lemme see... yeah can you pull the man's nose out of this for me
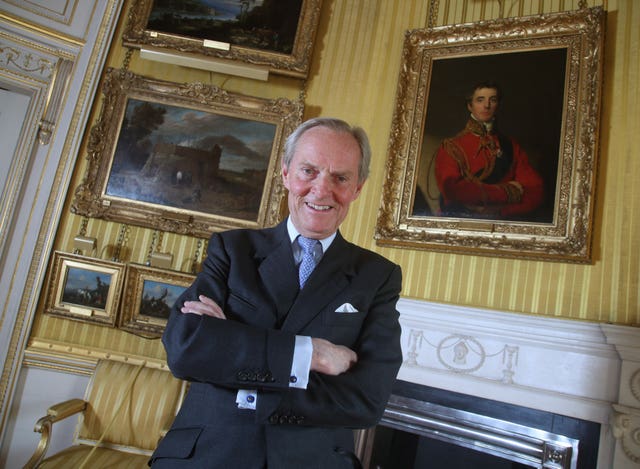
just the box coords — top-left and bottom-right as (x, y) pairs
(312, 173), (332, 196)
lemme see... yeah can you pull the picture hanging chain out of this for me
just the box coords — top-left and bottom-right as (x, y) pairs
(112, 223), (130, 262)
(145, 229), (159, 265)
(191, 238), (206, 274)
(427, 0), (439, 29)
(78, 216), (89, 237)
(122, 47), (134, 71)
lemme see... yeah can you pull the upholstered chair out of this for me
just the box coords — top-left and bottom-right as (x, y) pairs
(24, 358), (186, 468)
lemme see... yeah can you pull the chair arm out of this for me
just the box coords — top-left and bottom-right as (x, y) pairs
(23, 399), (87, 469)
(46, 398), (87, 422)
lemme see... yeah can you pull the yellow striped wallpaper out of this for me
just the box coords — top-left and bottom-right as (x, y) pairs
(29, 0), (638, 361)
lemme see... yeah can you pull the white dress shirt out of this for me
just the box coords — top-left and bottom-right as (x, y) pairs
(236, 218), (336, 410)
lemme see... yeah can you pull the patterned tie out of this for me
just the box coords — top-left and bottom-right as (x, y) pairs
(297, 236), (321, 288)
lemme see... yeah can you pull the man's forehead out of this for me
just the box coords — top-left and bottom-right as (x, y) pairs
(474, 87), (498, 97)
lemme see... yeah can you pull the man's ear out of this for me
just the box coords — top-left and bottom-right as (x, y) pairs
(281, 164), (290, 189)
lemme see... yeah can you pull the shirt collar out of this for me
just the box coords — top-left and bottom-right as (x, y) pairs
(286, 217), (336, 253)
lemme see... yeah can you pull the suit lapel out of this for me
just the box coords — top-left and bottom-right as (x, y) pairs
(256, 223), (299, 319)
(282, 233), (355, 333)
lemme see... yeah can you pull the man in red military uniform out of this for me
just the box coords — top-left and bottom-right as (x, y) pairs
(435, 81), (544, 220)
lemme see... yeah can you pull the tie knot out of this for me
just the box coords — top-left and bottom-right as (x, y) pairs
(297, 236), (319, 253)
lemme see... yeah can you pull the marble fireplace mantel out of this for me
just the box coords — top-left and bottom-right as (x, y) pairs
(394, 298), (640, 468)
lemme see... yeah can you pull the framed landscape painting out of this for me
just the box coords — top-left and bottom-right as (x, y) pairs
(44, 252), (125, 326)
(72, 68), (303, 238)
(375, 7), (605, 263)
(122, 0), (323, 78)
(119, 264), (195, 337)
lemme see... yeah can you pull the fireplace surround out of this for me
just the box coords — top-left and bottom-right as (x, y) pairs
(356, 298), (640, 468)
(356, 381), (599, 468)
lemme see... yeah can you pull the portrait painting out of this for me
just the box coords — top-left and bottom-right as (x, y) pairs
(375, 7), (605, 262)
(412, 48), (567, 225)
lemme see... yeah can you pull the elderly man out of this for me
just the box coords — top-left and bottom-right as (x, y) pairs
(150, 117), (403, 468)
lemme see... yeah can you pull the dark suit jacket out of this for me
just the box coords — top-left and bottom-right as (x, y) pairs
(150, 221), (402, 468)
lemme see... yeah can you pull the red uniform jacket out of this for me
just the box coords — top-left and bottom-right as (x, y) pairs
(435, 119), (543, 219)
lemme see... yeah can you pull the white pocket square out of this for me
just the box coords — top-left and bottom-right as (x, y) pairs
(335, 303), (359, 313)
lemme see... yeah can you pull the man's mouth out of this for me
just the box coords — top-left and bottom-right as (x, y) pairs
(306, 202), (331, 211)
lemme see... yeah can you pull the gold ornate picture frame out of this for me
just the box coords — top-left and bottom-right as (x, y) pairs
(118, 264), (195, 337)
(375, 7), (605, 263)
(122, 0), (323, 78)
(72, 68), (303, 238)
(44, 252), (126, 326)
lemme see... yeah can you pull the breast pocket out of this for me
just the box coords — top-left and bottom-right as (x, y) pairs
(322, 310), (366, 327)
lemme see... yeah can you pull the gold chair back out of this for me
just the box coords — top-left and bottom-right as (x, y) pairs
(76, 359), (185, 454)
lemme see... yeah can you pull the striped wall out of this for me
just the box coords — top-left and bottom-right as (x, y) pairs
(29, 0), (639, 360)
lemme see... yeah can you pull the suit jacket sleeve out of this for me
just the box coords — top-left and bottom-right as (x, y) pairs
(257, 250), (403, 429)
(162, 230), (298, 391)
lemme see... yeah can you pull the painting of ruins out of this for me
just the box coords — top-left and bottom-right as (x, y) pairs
(72, 68), (303, 237)
(105, 97), (275, 222)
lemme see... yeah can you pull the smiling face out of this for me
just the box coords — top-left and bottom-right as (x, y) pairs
(282, 126), (364, 239)
(467, 86), (499, 123)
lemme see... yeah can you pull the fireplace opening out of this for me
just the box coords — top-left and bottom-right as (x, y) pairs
(356, 381), (600, 469)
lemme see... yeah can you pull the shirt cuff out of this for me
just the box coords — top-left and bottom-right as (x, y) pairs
(289, 335), (312, 389)
(236, 389), (257, 410)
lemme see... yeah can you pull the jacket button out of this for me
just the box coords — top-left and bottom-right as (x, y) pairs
(237, 371), (247, 381)
(269, 414), (279, 424)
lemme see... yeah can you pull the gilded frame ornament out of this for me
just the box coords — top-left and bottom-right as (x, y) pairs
(122, 0), (323, 78)
(375, 7), (605, 262)
(118, 264), (195, 337)
(72, 68), (303, 238)
(44, 251), (125, 326)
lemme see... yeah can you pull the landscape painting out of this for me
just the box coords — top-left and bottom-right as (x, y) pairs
(105, 97), (277, 222)
(72, 68), (303, 237)
(138, 279), (187, 319)
(146, 0), (304, 55)
(122, 0), (323, 77)
(44, 252), (125, 326)
(62, 267), (112, 310)
(118, 264), (196, 336)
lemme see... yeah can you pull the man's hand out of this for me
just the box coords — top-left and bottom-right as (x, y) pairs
(181, 295), (226, 319)
(310, 338), (358, 375)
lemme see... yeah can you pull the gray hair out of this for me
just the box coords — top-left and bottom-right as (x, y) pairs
(282, 117), (371, 184)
